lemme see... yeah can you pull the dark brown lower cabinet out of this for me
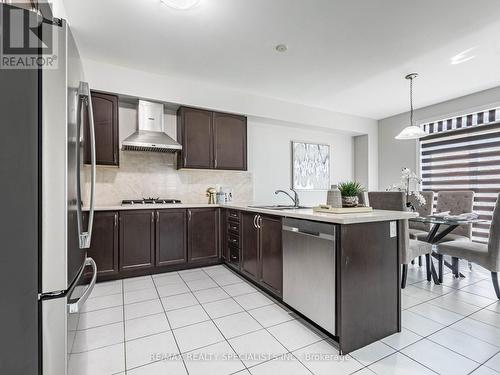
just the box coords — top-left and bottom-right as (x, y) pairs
(187, 208), (219, 263)
(240, 212), (283, 296)
(259, 215), (283, 295)
(241, 212), (260, 280)
(156, 209), (187, 267)
(119, 210), (155, 272)
(86, 211), (119, 278)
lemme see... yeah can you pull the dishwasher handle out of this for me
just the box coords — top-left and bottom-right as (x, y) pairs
(283, 225), (335, 241)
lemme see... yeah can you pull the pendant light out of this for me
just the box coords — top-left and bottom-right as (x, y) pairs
(160, 0), (201, 10)
(395, 73), (427, 140)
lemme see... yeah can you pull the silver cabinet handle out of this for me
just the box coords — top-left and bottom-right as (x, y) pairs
(282, 225), (335, 241)
(188, 210), (192, 222)
(253, 214), (258, 228)
(114, 213), (118, 227)
(68, 258), (97, 314)
(76, 82), (96, 249)
(257, 215), (262, 229)
(151, 211), (154, 222)
(156, 211), (159, 222)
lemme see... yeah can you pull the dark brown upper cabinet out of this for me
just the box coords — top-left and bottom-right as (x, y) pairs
(177, 106), (247, 171)
(85, 211), (119, 278)
(187, 208), (219, 263)
(156, 209), (187, 267)
(177, 107), (213, 169)
(213, 112), (247, 170)
(84, 91), (119, 166)
(119, 210), (155, 272)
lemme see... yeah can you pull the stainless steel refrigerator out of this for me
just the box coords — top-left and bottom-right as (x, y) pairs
(0, 4), (97, 374)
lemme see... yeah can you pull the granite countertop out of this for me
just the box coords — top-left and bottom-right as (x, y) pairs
(84, 203), (417, 225)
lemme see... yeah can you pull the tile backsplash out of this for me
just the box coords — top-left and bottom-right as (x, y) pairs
(82, 151), (253, 206)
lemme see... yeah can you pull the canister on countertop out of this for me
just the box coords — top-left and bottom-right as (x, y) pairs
(326, 184), (342, 208)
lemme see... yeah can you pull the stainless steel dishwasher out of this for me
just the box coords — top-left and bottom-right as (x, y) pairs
(282, 218), (336, 335)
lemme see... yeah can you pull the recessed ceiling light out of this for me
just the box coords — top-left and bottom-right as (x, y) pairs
(160, 0), (201, 10)
(275, 44), (288, 53)
(450, 47), (476, 65)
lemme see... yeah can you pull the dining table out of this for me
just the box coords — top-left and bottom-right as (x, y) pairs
(409, 216), (488, 284)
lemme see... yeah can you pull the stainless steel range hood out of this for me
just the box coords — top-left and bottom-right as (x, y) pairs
(122, 100), (182, 152)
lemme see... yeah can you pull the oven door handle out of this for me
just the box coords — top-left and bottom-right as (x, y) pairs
(67, 257), (97, 314)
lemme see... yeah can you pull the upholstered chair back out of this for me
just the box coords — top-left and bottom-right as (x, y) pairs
(436, 191), (474, 238)
(488, 193), (500, 271)
(368, 191), (407, 211)
(409, 191), (435, 231)
(368, 191), (408, 263)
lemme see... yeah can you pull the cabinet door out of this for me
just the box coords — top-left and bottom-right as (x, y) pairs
(156, 209), (187, 267)
(119, 210), (155, 271)
(259, 215), (283, 295)
(241, 212), (260, 280)
(187, 208), (218, 262)
(85, 211), (119, 277)
(84, 91), (119, 166)
(178, 107), (213, 169)
(213, 112), (247, 170)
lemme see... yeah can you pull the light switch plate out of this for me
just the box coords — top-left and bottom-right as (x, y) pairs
(390, 221), (397, 237)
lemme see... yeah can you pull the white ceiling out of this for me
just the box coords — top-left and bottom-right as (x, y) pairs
(63, 0), (500, 120)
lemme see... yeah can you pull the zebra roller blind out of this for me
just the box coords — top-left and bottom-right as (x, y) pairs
(420, 108), (500, 243)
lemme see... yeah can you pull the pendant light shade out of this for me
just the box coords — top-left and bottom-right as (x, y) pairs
(394, 125), (427, 140)
(160, 0), (201, 10)
(395, 73), (427, 140)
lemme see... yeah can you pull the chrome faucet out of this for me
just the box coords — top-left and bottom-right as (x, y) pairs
(275, 189), (300, 208)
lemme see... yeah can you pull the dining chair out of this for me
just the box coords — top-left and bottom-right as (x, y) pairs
(408, 191), (435, 240)
(408, 191), (435, 267)
(436, 193), (500, 299)
(368, 191), (433, 288)
(413, 190), (474, 243)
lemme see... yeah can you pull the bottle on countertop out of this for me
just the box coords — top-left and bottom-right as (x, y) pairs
(216, 186), (225, 205)
(326, 184), (342, 208)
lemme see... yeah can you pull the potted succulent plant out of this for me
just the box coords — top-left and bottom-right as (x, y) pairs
(338, 181), (365, 207)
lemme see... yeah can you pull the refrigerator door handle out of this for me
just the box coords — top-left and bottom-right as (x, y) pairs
(76, 81), (96, 249)
(67, 257), (97, 314)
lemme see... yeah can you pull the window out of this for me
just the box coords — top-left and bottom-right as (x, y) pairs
(420, 108), (500, 243)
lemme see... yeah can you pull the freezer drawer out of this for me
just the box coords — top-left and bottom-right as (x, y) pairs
(282, 218), (336, 335)
(42, 257), (97, 375)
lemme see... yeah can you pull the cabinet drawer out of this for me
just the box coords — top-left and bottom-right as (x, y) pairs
(229, 246), (240, 265)
(227, 221), (239, 234)
(227, 210), (240, 221)
(227, 233), (240, 248)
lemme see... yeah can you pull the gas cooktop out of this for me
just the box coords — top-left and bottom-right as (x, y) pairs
(121, 198), (182, 205)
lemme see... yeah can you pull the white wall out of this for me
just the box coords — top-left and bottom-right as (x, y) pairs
(82, 58), (379, 190)
(378, 85), (500, 190)
(248, 119), (353, 206)
(353, 135), (369, 188)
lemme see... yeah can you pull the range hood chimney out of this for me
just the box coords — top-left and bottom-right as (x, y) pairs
(122, 100), (182, 152)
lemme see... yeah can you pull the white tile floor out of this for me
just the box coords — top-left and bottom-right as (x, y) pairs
(68, 260), (500, 375)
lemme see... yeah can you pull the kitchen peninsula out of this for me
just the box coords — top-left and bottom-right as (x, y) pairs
(84, 203), (415, 354)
